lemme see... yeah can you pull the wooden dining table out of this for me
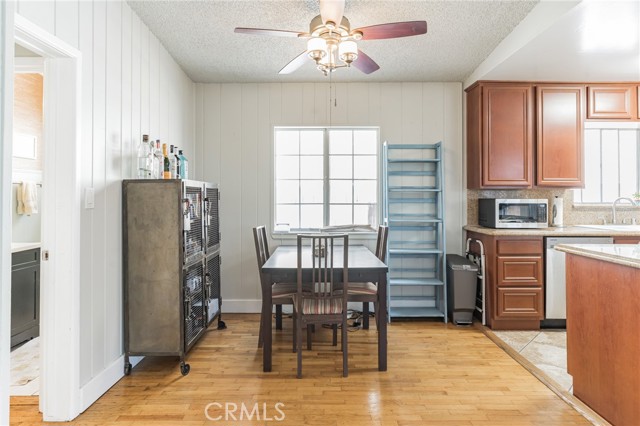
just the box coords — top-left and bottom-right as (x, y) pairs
(260, 244), (388, 373)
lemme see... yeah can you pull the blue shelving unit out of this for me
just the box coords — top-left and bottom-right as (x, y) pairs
(383, 143), (447, 321)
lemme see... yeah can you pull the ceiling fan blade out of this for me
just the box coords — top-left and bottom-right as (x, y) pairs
(319, 0), (345, 26)
(279, 51), (309, 74)
(352, 50), (380, 74)
(234, 27), (304, 38)
(354, 21), (427, 40)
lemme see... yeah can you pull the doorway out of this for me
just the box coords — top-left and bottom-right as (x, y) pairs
(1, 14), (83, 422)
(10, 51), (44, 398)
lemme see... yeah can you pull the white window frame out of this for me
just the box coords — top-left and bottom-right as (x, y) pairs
(574, 122), (640, 205)
(272, 126), (381, 236)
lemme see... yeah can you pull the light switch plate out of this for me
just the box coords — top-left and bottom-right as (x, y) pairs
(85, 187), (95, 209)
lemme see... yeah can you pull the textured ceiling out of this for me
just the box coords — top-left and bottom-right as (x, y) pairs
(128, 0), (538, 83)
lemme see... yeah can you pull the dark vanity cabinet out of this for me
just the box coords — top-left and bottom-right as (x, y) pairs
(11, 248), (41, 347)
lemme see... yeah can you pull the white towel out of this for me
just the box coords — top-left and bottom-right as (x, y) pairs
(20, 182), (38, 215)
(16, 184), (25, 214)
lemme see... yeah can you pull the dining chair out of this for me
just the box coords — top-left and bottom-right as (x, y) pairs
(294, 233), (349, 378)
(348, 225), (388, 329)
(253, 225), (296, 348)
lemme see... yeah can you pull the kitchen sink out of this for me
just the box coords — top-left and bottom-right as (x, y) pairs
(576, 224), (640, 232)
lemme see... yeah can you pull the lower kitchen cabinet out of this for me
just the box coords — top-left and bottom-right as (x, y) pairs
(11, 248), (40, 347)
(467, 232), (543, 330)
(613, 237), (640, 244)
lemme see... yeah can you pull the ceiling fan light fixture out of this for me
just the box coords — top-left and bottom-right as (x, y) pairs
(307, 37), (327, 61)
(338, 40), (358, 64)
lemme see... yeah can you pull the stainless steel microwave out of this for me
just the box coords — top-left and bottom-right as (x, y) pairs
(478, 199), (548, 229)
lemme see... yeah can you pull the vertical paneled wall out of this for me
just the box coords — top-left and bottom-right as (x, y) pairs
(16, 0), (196, 387)
(194, 82), (464, 312)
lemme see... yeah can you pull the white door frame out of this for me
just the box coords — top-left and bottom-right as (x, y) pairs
(2, 14), (83, 422)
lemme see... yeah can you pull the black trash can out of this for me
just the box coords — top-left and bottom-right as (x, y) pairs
(446, 254), (479, 325)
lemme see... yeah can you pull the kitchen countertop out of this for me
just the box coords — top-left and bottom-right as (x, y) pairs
(556, 243), (640, 270)
(11, 242), (41, 253)
(464, 225), (640, 237)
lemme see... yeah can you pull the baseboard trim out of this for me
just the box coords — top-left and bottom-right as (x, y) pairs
(79, 355), (125, 413)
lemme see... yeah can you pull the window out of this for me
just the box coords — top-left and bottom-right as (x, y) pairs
(274, 127), (379, 232)
(574, 127), (640, 204)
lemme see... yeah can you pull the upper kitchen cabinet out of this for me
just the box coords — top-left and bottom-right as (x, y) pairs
(536, 85), (584, 187)
(586, 85), (638, 120)
(466, 82), (534, 189)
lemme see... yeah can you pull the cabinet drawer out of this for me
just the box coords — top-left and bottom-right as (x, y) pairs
(12, 248), (40, 268)
(496, 239), (542, 255)
(587, 85), (636, 119)
(497, 256), (543, 286)
(613, 237), (640, 245)
(496, 287), (543, 318)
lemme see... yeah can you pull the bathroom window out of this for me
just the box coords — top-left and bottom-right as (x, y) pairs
(573, 127), (640, 204)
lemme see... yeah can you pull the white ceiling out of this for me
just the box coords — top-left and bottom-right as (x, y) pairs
(129, 1), (640, 85)
(128, 0), (538, 83)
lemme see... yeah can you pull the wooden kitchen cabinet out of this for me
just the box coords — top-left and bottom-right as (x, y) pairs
(467, 232), (543, 330)
(466, 82), (534, 189)
(613, 237), (640, 244)
(536, 85), (584, 187)
(587, 85), (637, 119)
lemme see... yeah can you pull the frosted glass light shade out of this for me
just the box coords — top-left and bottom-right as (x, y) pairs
(338, 40), (358, 63)
(307, 37), (327, 60)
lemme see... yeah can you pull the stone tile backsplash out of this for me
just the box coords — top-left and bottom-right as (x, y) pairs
(467, 189), (640, 226)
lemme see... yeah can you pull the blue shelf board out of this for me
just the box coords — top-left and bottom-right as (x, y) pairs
(389, 278), (445, 286)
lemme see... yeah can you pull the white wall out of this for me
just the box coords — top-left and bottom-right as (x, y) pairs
(15, 0), (196, 390)
(194, 82), (464, 312)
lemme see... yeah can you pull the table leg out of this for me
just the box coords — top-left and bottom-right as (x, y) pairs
(261, 274), (272, 372)
(377, 271), (388, 371)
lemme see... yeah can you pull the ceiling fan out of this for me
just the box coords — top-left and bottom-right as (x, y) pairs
(234, 0), (427, 76)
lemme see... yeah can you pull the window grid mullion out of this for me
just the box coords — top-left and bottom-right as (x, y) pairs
(352, 131), (355, 225)
(324, 128), (330, 228)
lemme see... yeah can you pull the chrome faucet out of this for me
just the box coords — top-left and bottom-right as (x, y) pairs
(611, 197), (637, 224)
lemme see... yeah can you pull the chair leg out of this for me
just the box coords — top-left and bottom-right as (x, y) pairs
(332, 324), (338, 346)
(307, 324), (313, 350)
(258, 310), (264, 348)
(374, 302), (379, 330)
(297, 317), (303, 379)
(342, 318), (348, 377)
(362, 302), (370, 330)
(275, 304), (283, 330)
(292, 311), (297, 353)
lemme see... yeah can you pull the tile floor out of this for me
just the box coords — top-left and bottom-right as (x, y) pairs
(10, 337), (40, 396)
(493, 329), (573, 393)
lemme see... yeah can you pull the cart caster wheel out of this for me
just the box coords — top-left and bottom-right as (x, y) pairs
(180, 363), (190, 376)
(217, 320), (227, 330)
(124, 362), (132, 376)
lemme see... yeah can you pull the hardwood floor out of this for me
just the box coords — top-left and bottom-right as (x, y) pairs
(10, 314), (591, 425)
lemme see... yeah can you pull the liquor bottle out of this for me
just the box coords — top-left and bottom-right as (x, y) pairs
(163, 144), (171, 179)
(169, 145), (178, 179)
(153, 141), (163, 179)
(137, 135), (151, 178)
(178, 150), (188, 179)
(148, 137), (157, 179)
(174, 146), (181, 179)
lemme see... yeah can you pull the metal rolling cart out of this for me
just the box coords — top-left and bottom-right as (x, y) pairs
(122, 179), (224, 377)
(465, 237), (486, 325)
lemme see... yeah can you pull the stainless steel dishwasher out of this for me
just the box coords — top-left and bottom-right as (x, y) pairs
(544, 236), (613, 327)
